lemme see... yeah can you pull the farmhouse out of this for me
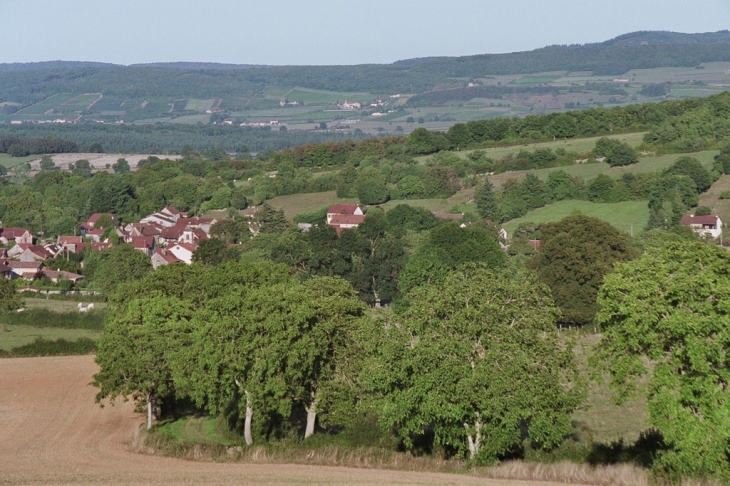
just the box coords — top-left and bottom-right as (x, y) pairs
(151, 248), (182, 269)
(326, 204), (363, 224)
(680, 215), (723, 239)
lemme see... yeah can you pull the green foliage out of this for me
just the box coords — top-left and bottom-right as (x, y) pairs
(84, 244), (153, 295)
(664, 156), (712, 193)
(528, 213), (638, 325)
(0, 337), (96, 358)
(253, 202), (288, 234)
(0, 308), (106, 330)
(595, 241), (730, 481)
(474, 179), (502, 222)
(356, 167), (389, 205)
(0, 278), (23, 311)
(112, 158), (131, 174)
(378, 266), (584, 463)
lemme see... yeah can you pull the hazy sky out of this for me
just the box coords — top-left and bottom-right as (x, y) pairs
(1, 0), (729, 65)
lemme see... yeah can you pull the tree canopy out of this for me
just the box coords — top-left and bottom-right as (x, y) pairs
(595, 240), (730, 480)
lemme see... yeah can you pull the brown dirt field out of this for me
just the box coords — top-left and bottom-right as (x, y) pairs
(0, 355), (586, 486)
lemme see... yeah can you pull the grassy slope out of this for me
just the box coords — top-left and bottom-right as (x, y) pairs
(699, 174), (730, 227)
(503, 200), (650, 236)
(24, 298), (107, 312)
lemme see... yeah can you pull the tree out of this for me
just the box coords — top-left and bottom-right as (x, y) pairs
(39, 156), (55, 171)
(0, 278), (22, 312)
(664, 156), (712, 193)
(607, 142), (638, 167)
(85, 244), (152, 296)
(379, 266), (583, 463)
(94, 297), (193, 429)
(253, 202), (288, 234)
(594, 241), (730, 480)
(474, 178), (502, 223)
(528, 213), (638, 325)
(112, 158), (131, 174)
(356, 167), (389, 205)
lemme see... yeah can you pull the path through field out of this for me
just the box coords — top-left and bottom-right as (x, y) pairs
(0, 356), (582, 485)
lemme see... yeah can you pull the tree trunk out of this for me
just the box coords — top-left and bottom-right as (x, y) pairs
(146, 394), (154, 430)
(244, 391), (253, 446)
(465, 418), (483, 459)
(304, 393), (317, 439)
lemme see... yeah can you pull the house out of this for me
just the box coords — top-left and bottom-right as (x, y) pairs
(167, 242), (196, 264)
(7, 261), (43, 280)
(0, 227), (33, 246)
(0, 260), (13, 279)
(12, 245), (55, 262)
(57, 236), (84, 253)
(328, 214), (366, 233)
(151, 248), (182, 269)
(131, 236), (156, 256)
(326, 205), (364, 224)
(680, 215), (723, 239)
(139, 206), (186, 228)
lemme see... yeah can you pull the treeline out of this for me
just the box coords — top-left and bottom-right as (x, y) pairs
(0, 137), (78, 156)
(0, 124), (366, 154)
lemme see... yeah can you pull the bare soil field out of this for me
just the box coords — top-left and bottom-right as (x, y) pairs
(0, 355), (584, 485)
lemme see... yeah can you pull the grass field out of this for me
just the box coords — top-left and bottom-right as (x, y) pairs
(502, 199), (650, 236)
(282, 88), (373, 104)
(0, 153), (39, 168)
(699, 174), (730, 227)
(15, 93), (76, 115)
(268, 191), (358, 219)
(488, 150), (719, 188)
(24, 298), (107, 312)
(0, 325), (101, 352)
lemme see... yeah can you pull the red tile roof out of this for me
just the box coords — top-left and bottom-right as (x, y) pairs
(680, 215), (720, 226)
(42, 269), (84, 281)
(1, 227), (31, 238)
(153, 248), (182, 264)
(329, 214), (365, 226)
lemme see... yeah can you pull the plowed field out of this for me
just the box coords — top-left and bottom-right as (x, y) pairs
(0, 356), (580, 485)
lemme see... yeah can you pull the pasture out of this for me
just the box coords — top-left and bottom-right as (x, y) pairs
(24, 297), (107, 312)
(0, 325), (101, 352)
(699, 174), (730, 227)
(502, 200), (650, 236)
(0, 153), (38, 168)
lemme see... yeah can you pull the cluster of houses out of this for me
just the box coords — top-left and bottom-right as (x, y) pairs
(0, 206), (223, 284)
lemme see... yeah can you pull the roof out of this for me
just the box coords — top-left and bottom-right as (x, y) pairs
(87, 213), (115, 225)
(24, 245), (54, 259)
(8, 261), (43, 269)
(329, 214), (365, 226)
(159, 227), (184, 240)
(163, 206), (181, 215)
(131, 236), (155, 249)
(170, 242), (197, 253)
(433, 212), (463, 220)
(153, 248), (182, 264)
(0, 261), (12, 274)
(680, 215), (720, 226)
(58, 236), (83, 245)
(42, 269), (84, 281)
(1, 227), (31, 238)
(328, 204), (361, 215)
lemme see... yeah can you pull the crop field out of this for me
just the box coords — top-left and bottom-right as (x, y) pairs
(57, 93), (102, 113)
(14, 93), (77, 115)
(502, 200), (650, 236)
(282, 88), (373, 104)
(184, 99), (216, 112)
(3, 356), (545, 486)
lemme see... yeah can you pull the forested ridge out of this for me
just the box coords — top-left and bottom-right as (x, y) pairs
(2, 31), (730, 104)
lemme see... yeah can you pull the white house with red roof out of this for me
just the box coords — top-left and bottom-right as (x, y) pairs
(326, 204), (363, 224)
(140, 206), (187, 228)
(0, 227), (33, 246)
(167, 242), (196, 264)
(680, 214), (723, 239)
(151, 248), (182, 269)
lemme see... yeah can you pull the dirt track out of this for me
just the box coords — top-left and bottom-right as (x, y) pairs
(0, 356), (580, 485)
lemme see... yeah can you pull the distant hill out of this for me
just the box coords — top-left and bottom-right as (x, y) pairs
(130, 62), (271, 70)
(0, 61), (115, 72)
(600, 30), (730, 46)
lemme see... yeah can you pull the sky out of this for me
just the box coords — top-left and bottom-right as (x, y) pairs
(1, 0), (729, 66)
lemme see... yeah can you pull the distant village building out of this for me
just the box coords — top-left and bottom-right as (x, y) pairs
(326, 205), (365, 233)
(680, 215), (723, 239)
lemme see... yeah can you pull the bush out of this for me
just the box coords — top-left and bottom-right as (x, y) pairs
(0, 309), (106, 330)
(0, 337), (96, 358)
